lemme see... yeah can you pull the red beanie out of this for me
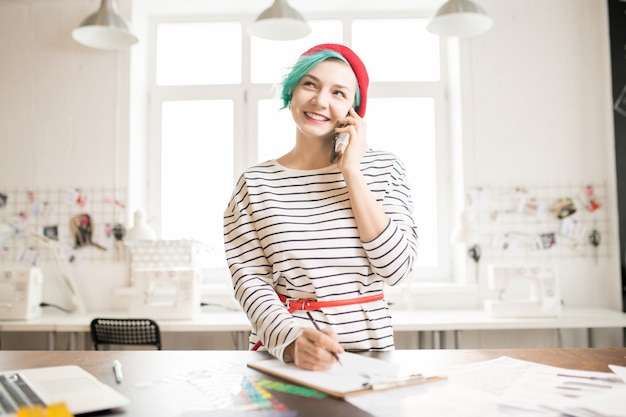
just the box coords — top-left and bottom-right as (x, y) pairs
(301, 43), (369, 118)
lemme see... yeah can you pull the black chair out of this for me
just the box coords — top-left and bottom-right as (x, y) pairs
(90, 318), (162, 350)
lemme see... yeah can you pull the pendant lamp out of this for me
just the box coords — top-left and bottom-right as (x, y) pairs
(72, 0), (138, 50)
(248, 0), (311, 41)
(427, 0), (493, 38)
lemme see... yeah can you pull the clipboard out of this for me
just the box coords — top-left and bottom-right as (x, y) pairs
(247, 352), (446, 399)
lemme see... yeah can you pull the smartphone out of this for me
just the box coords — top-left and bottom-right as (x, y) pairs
(330, 112), (352, 163)
(330, 131), (349, 163)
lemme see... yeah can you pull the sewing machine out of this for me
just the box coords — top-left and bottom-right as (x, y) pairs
(483, 265), (562, 318)
(0, 265), (43, 320)
(115, 267), (201, 320)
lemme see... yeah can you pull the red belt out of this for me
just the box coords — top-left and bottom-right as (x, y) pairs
(251, 292), (384, 351)
(278, 293), (384, 313)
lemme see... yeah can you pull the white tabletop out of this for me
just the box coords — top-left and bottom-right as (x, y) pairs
(390, 307), (626, 331)
(0, 309), (252, 333)
(2, 307), (625, 333)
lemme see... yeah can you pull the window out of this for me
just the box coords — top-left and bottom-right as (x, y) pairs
(146, 13), (454, 282)
(156, 22), (242, 85)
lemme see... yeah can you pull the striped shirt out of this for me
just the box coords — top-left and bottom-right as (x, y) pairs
(223, 149), (418, 361)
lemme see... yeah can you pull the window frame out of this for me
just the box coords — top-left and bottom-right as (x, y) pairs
(144, 11), (457, 284)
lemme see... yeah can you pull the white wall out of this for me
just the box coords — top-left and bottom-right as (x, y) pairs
(0, 0), (130, 190)
(0, 0), (622, 349)
(0, 0), (133, 313)
(463, 0), (621, 312)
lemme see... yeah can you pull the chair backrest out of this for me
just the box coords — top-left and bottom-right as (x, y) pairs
(90, 318), (162, 350)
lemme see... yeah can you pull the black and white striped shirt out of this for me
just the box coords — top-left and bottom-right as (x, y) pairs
(223, 149), (418, 361)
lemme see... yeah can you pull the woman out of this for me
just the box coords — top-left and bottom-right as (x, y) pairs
(224, 43), (417, 371)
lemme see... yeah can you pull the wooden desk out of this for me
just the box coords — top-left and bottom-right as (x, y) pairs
(1, 307), (625, 350)
(0, 348), (624, 417)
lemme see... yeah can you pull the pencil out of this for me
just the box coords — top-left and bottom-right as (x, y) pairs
(305, 311), (343, 366)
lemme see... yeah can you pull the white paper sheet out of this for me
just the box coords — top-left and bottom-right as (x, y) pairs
(347, 356), (558, 417)
(609, 364), (626, 382)
(347, 356), (626, 417)
(544, 365), (626, 417)
(549, 386), (626, 417)
(497, 361), (626, 417)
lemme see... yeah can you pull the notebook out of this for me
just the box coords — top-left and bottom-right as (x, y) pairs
(248, 352), (446, 399)
(0, 365), (130, 416)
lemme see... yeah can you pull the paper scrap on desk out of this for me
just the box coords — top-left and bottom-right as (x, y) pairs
(441, 356), (538, 397)
(497, 363), (626, 416)
(609, 364), (626, 382)
(146, 363), (291, 414)
(546, 364), (626, 417)
(549, 386), (626, 417)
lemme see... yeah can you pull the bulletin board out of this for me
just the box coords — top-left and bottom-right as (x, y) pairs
(0, 187), (127, 263)
(462, 183), (609, 262)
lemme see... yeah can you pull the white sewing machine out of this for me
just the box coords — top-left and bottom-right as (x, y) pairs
(115, 267), (201, 320)
(0, 265), (43, 320)
(483, 265), (562, 318)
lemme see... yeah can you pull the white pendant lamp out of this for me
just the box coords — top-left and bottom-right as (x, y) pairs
(427, 0), (493, 38)
(248, 0), (311, 41)
(72, 0), (138, 50)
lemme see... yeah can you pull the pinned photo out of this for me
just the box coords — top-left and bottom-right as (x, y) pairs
(551, 198), (576, 219)
(492, 232), (518, 252)
(578, 185), (601, 212)
(559, 218), (588, 243)
(538, 232), (556, 250)
(43, 225), (59, 241)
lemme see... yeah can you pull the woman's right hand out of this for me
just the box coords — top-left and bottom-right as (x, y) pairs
(286, 328), (344, 371)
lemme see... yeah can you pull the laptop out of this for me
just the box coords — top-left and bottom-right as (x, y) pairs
(0, 365), (130, 416)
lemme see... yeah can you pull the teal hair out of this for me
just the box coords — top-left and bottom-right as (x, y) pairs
(280, 50), (361, 110)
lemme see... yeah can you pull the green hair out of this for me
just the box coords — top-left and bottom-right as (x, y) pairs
(279, 50), (361, 110)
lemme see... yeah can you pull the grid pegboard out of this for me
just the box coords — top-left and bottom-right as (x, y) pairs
(463, 183), (610, 261)
(0, 187), (127, 263)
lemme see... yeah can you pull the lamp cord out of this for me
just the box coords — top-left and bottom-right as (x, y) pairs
(39, 302), (73, 314)
(200, 302), (241, 312)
